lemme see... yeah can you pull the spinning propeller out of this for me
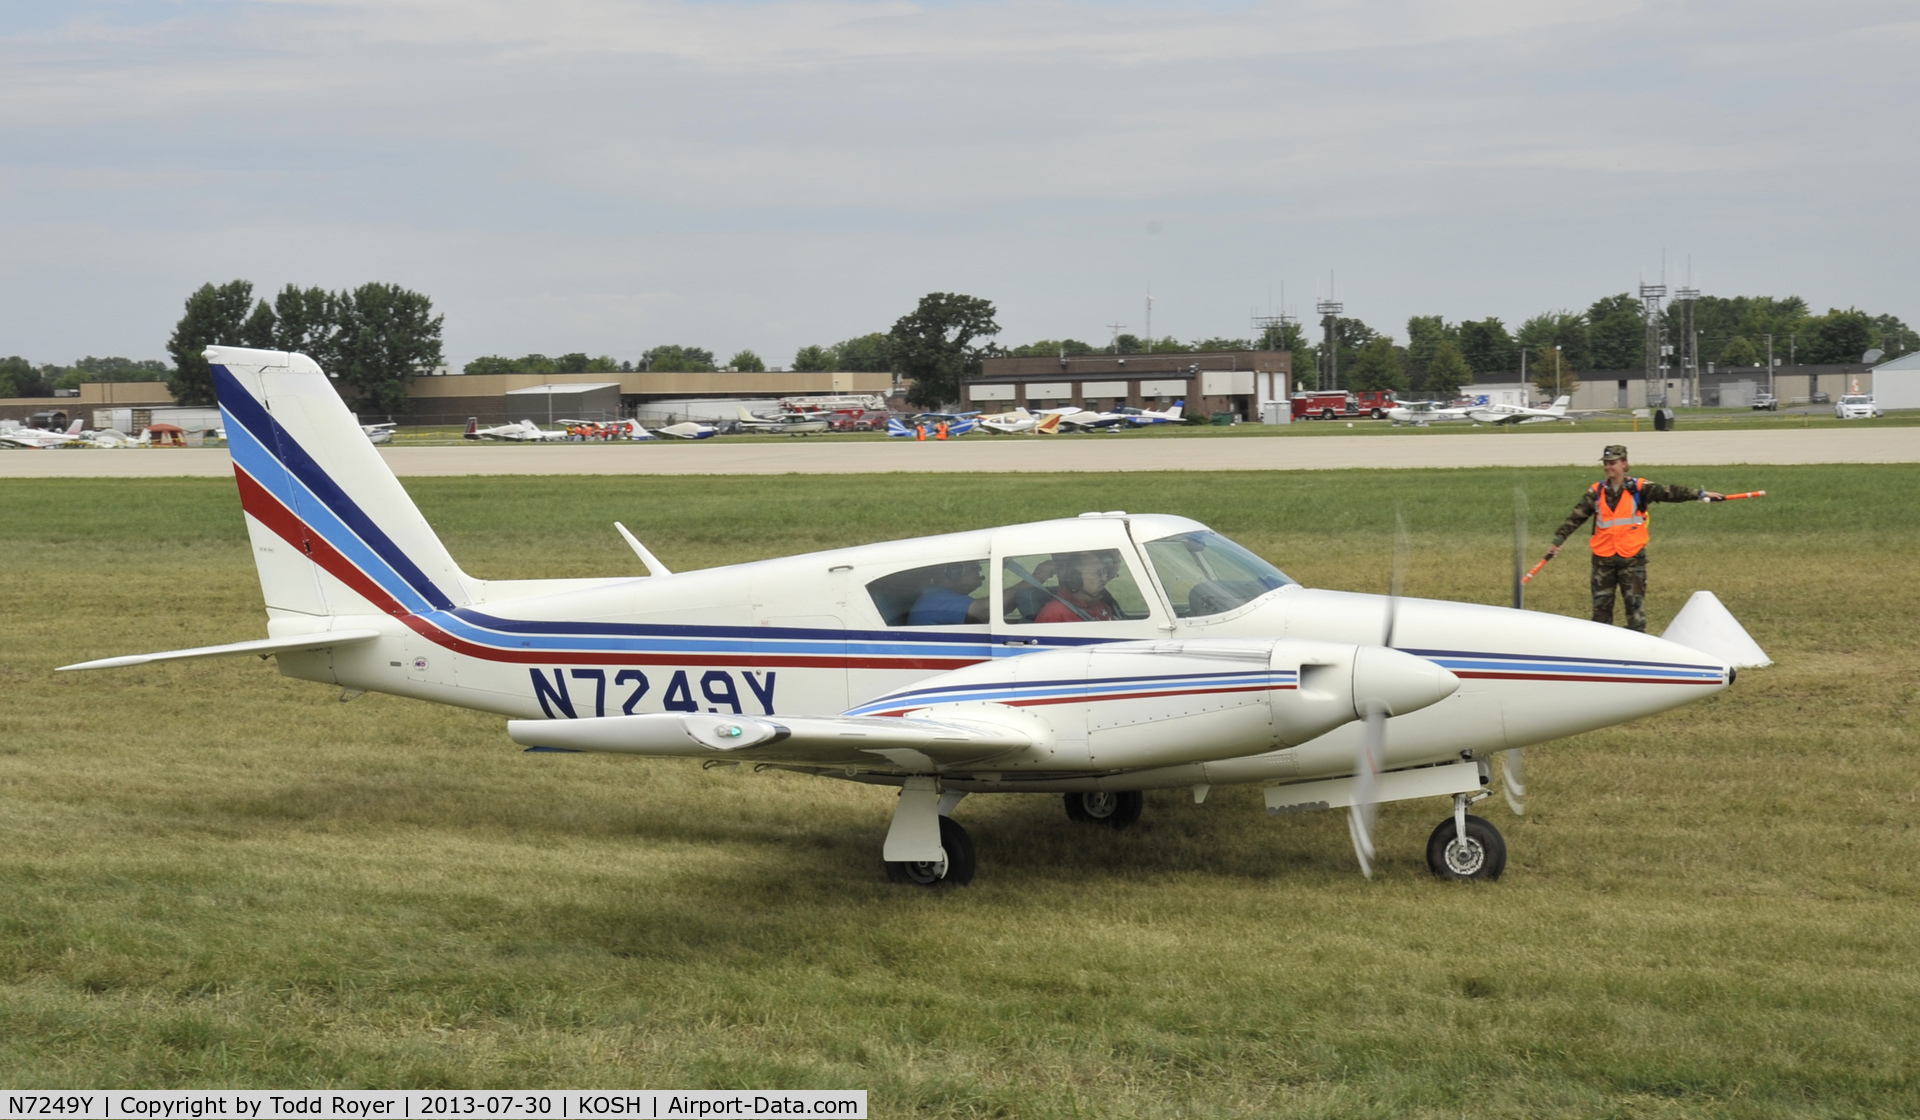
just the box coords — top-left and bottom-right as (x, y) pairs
(1348, 508), (1409, 878)
(1502, 487), (1528, 816)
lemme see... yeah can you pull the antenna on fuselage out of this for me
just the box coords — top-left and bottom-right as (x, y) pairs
(614, 522), (673, 577)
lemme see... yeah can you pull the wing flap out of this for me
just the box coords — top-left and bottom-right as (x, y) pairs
(57, 629), (383, 672)
(507, 710), (1038, 766)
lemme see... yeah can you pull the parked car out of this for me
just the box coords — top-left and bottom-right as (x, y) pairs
(1751, 393), (1778, 411)
(1834, 394), (1882, 420)
(1810, 391), (1831, 404)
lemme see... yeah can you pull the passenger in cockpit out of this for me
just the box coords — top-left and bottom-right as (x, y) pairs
(908, 561), (991, 624)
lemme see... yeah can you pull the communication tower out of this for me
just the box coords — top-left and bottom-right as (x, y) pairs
(1639, 279), (1668, 406)
(1316, 297), (1344, 391)
(1673, 284), (1700, 406)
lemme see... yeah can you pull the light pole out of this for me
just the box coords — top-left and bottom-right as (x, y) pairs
(1554, 345), (1562, 400)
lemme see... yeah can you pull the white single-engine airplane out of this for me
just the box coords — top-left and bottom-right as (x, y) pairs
(463, 418), (570, 442)
(1386, 400), (1472, 426)
(1, 419), (87, 448)
(61, 347), (1740, 886)
(734, 405), (831, 435)
(1469, 395), (1573, 426)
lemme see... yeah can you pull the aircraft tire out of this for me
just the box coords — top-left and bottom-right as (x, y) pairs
(1064, 790), (1144, 829)
(1426, 814), (1506, 881)
(884, 815), (976, 887)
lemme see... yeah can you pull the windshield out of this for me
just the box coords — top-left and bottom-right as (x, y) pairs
(1143, 531), (1295, 618)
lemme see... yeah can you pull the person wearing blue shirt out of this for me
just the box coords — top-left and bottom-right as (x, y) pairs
(908, 561), (990, 625)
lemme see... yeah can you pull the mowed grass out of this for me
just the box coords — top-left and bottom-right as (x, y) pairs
(1, 467), (1916, 1116)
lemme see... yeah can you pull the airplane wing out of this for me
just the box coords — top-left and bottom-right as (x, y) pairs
(57, 629), (383, 671)
(509, 710), (1035, 767)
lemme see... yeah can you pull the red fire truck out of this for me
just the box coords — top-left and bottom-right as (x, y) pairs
(1290, 390), (1399, 420)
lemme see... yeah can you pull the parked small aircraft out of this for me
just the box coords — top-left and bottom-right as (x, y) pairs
(1057, 408), (1128, 431)
(656, 420), (718, 440)
(463, 418), (569, 442)
(734, 406), (831, 435)
(1120, 401), (1184, 427)
(362, 422), (397, 445)
(0, 419), (86, 448)
(977, 408), (1068, 435)
(1386, 400), (1473, 426)
(62, 347), (1741, 888)
(1469, 395), (1573, 426)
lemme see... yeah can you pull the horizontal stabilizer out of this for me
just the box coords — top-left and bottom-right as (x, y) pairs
(57, 629), (383, 672)
(508, 709), (1037, 766)
(1661, 591), (1770, 668)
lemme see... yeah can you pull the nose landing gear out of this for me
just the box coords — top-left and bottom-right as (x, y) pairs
(1426, 792), (1506, 881)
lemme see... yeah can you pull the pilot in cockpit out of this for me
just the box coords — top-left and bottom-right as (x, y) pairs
(1033, 552), (1122, 623)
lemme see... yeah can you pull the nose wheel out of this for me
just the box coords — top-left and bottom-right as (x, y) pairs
(1064, 790), (1143, 829)
(1426, 812), (1506, 881)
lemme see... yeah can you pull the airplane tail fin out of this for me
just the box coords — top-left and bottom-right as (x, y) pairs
(1035, 413), (1062, 434)
(1550, 396), (1570, 415)
(1166, 403), (1183, 421)
(209, 345), (478, 620)
(67, 419), (84, 435)
(464, 417), (479, 439)
(737, 405), (757, 422)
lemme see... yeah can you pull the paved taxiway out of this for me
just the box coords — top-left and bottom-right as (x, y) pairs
(2, 428), (1914, 478)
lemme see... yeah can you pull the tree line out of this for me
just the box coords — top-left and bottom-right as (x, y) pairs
(164, 280), (445, 412)
(1301, 294), (1915, 399)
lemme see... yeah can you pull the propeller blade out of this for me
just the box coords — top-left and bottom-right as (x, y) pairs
(1349, 700), (1387, 877)
(1502, 748), (1526, 816)
(1383, 506), (1408, 648)
(1512, 486), (1529, 611)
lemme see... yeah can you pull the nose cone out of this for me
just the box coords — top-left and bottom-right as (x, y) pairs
(1352, 645), (1459, 718)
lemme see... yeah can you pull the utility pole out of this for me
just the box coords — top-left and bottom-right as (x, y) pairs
(1554, 345), (1562, 399)
(1766, 333), (1775, 401)
(1107, 322), (1127, 355)
(1144, 286), (1153, 353)
(1674, 283), (1699, 406)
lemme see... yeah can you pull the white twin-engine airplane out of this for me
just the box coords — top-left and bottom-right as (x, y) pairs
(61, 347), (1738, 887)
(1469, 395), (1574, 426)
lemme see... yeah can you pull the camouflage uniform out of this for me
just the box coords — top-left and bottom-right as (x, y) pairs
(1552, 474), (1707, 632)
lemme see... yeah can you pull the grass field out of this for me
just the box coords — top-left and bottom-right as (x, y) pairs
(2, 467), (1916, 1116)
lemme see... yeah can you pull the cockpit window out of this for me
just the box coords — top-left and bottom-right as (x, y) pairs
(1143, 531), (1294, 618)
(867, 559), (991, 626)
(1002, 549), (1151, 625)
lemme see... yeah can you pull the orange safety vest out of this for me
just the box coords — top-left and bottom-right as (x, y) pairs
(1589, 479), (1650, 557)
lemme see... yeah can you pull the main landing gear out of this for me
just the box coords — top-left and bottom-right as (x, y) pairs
(881, 778), (976, 887)
(1425, 792), (1506, 881)
(1064, 790), (1143, 829)
(884, 815), (976, 886)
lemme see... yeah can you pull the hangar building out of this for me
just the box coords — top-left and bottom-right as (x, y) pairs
(963, 350), (1292, 422)
(1867, 351), (1919, 410)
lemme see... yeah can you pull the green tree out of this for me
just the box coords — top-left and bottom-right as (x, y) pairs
(1424, 340), (1472, 398)
(242, 300), (278, 349)
(791, 344), (835, 372)
(328, 282), (444, 414)
(1347, 336), (1408, 392)
(1113, 333), (1145, 355)
(832, 332), (893, 372)
(642, 345), (715, 372)
(1870, 314), (1916, 357)
(1258, 320), (1308, 354)
(1192, 337), (1252, 352)
(1802, 308), (1875, 364)
(889, 292), (1000, 410)
(270, 285), (339, 363)
(1586, 293), (1644, 371)
(0, 355), (31, 398)
(1516, 311), (1589, 373)
(166, 280), (256, 405)
(1456, 318), (1516, 375)
(554, 352), (591, 374)
(1007, 339), (1098, 358)
(1719, 336), (1759, 367)
(1144, 336), (1192, 353)
(1404, 316), (1458, 391)
(730, 350), (766, 372)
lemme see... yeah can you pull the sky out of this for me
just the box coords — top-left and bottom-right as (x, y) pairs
(3, 0), (1915, 371)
